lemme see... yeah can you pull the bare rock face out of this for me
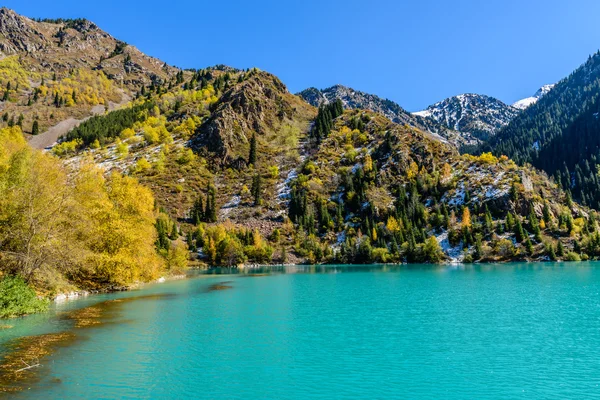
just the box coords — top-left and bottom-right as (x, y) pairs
(191, 71), (315, 165)
(0, 8), (177, 90)
(0, 8), (47, 54)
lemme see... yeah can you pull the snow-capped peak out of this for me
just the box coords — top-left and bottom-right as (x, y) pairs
(412, 93), (520, 140)
(512, 84), (555, 110)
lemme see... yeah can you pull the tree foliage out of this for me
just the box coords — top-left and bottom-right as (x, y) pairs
(0, 126), (165, 291)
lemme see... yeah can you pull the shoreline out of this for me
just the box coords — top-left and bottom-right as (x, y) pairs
(53, 273), (189, 303)
(34, 259), (585, 306)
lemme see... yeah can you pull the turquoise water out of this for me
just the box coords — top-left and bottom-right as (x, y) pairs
(3, 263), (600, 399)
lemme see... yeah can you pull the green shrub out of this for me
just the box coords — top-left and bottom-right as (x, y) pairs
(565, 252), (581, 262)
(0, 276), (49, 318)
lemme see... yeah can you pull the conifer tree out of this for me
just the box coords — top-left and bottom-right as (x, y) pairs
(248, 132), (257, 166)
(207, 186), (217, 223)
(526, 237), (534, 255)
(556, 241), (565, 257)
(514, 216), (526, 243)
(251, 174), (262, 206)
(547, 242), (557, 261)
(31, 120), (39, 135)
(191, 195), (204, 225)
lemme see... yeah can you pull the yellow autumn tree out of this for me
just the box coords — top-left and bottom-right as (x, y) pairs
(407, 161), (419, 181)
(441, 163), (452, 183)
(386, 216), (400, 233)
(462, 207), (472, 229)
(364, 154), (373, 173)
(0, 128), (165, 290)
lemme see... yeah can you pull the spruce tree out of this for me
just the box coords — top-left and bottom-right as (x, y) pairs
(556, 241), (565, 257)
(251, 174), (262, 206)
(191, 195), (204, 225)
(31, 120), (39, 135)
(547, 243), (557, 261)
(514, 217), (525, 243)
(248, 132), (257, 166)
(526, 237), (534, 256)
(206, 186), (217, 222)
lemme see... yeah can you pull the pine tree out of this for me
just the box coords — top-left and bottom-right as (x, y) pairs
(526, 237), (534, 256)
(556, 241), (565, 257)
(207, 186), (217, 222)
(547, 243), (557, 261)
(474, 234), (483, 260)
(191, 195), (204, 225)
(280, 246), (287, 264)
(514, 217), (525, 243)
(251, 174), (262, 206)
(31, 120), (39, 135)
(248, 132), (257, 166)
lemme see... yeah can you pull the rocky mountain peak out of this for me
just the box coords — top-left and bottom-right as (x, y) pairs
(298, 85), (479, 147)
(414, 93), (520, 140)
(192, 70), (315, 165)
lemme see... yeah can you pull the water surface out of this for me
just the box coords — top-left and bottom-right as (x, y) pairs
(3, 263), (600, 399)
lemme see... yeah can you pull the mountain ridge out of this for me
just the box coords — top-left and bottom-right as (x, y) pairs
(413, 93), (520, 140)
(298, 84), (479, 147)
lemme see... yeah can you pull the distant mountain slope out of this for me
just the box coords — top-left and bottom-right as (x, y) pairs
(298, 85), (478, 147)
(414, 93), (520, 140)
(0, 8), (176, 87)
(487, 52), (600, 165)
(0, 7), (180, 136)
(512, 84), (555, 110)
(483, 51), (600, 208)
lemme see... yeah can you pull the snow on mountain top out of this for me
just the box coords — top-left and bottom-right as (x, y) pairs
(512, 84), (555, 110)
(411, 93), (519, 139)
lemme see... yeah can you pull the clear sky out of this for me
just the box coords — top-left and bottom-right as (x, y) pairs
(5, 0), (600, 111)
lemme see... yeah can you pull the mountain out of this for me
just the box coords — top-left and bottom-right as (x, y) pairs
(0, 7), (179, 144)
(0, 7), (596, 301)
(484, 51), (600, 208)
(512, 84), (555, 110)
(191, 70), (314, 165)
(298, 85), (479, 147)
(413, 93), (520, 140)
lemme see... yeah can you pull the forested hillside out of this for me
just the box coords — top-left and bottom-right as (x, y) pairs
(286, 109), (597, 264)
(482, 51), (600, 209)
(485, 51), (600, 163)
(0, 7), (179, 136)
(298, 85), (479, 147)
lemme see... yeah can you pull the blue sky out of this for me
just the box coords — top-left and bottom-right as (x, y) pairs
(6, 0), (600, 111)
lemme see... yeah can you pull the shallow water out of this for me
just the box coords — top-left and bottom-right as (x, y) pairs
(3, 263), (600, 399)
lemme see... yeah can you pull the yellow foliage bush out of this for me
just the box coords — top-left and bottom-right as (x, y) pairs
(0, 129), (164, 289)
